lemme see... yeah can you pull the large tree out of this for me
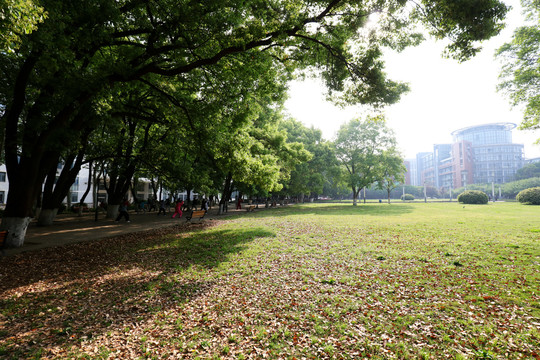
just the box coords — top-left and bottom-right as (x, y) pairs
(335, 115), (399, 206)
(1, 0), (509, 246)
(497, 0), (540, 138)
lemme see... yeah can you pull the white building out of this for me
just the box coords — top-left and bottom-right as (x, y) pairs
(0, 164), (8, 206)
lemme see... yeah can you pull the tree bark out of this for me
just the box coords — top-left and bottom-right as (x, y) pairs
(104, 119), (138, 213)
(352, 186), (358, 206)
(107, 204), (120, 219)
(2, 217), (32, 248)
(219, 173), (233, 215)
(38, 208), (59, 226)
(38, 149), (86, 226)
(1, 154), (57, 246)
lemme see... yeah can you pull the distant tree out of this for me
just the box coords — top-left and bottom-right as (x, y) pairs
(501, 177), (540, 197)
(375, 149), (406, 203)
(279, 118), (338, 201)
(335, 116), (398, 206)
(516, 162), (540, 180)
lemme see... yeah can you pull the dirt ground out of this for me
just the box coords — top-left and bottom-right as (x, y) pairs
(2, 205), (252, 257)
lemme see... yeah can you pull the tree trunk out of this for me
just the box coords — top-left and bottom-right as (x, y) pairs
(1, 217), (32, 248)
(38, 152), (84, 226)
(352, 186), (358, 206)
(38, 208), (58, 226)
(107, 204), (120, 219)
(1, 156), (53, 246)
(150, 178), (158, 200)
(104, 118), (137, 214)
(363, 187), (367, 204)
(186, 189), (192, 210)
(219, 173), (233, 215)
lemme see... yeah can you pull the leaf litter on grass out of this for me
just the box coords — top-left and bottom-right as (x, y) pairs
(0, 203), (539, 359)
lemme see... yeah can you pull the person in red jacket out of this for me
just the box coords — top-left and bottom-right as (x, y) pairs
(172, 199), (184, 218)
(236, 197), (242, 210)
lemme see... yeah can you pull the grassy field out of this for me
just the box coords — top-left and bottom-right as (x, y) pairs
(0, 202), (538, 359)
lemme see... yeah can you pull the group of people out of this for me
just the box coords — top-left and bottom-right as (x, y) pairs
(169, 197), (210, 218)
(136, 197), (170, 213)
(115, 197), (211, 222)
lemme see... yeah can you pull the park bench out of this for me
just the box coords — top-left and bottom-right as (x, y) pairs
(0, 230), (8, 256)
(186, 209), (206, 223)
(247, 205), (256, 212)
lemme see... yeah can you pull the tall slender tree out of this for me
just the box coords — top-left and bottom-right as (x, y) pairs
(375, 149), (406, 203)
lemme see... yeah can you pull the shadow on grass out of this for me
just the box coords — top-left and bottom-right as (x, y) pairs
(0, 224), (274, 358)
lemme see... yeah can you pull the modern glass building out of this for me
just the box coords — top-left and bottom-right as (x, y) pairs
(451, 123), (524, 184)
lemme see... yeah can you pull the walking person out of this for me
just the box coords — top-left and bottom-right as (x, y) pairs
(148, 197), (157, 212)
(115, 199), (131, 222)
(139, 199), (147, 213)
(158, 200), (167, 215)
(171, 199), (184, 218)
(201, 198), (209, 211)
(236, 197), (242, 210)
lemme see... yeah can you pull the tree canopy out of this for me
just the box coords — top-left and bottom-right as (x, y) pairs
(335, 115), (401, 205)
(0, 0), (46, 52)
(515, 161), (540, 180)
(497, 0), (540, 138)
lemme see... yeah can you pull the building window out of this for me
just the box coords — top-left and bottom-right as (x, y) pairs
(0, 191), (4, 204)
(71, 193), (78, 203)
(0, 172), (5, 182)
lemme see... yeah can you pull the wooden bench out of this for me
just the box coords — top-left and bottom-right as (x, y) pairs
(247, 205), (256, 212)
(0, 230), (8, 256)
(186, 210), (206, 222)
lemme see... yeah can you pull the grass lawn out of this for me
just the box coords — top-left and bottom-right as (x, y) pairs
(0, 202), (538, 359)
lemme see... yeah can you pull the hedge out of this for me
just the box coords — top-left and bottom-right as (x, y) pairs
(516, 187), (540, 205)
(457, 190), (489, 204)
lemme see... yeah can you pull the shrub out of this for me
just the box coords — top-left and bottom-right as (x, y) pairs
(516, 187), (540, 205)
(401, 194), (415, 201)
(457, 190), (489, 204)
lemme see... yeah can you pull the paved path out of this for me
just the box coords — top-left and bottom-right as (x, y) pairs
(3, 206), (248, 257)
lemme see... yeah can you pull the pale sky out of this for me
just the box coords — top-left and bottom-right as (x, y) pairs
(284, 0), (540, 160)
